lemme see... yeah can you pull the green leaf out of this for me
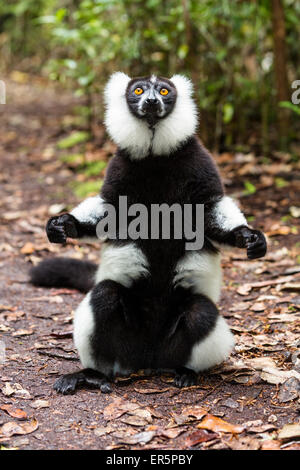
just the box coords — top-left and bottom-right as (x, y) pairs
(275, 177), (288, 188)
(83, 161), (107, 177)
(279, 101), (300, 116)
(57, 131), (90, 149)
(72, 180), (103, 198)
(243, 181), (256, 195)
(223, 103), (234, 123)
(177, 44), (189, 60)
(55, 8), (67, 22)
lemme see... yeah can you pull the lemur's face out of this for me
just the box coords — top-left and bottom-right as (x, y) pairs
(126, 75), (177, 127)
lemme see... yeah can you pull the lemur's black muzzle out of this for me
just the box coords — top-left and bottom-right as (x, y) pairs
(142, 98), (161, 114)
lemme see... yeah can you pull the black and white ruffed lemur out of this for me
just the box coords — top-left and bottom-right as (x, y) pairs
(30, 73), (267, 394)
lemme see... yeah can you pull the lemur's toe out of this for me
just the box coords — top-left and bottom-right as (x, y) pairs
(84, 372), (112, 393)
(100, 382), (112, 393)
(173, 367), (198, 388)
(54, 374), (79, 394)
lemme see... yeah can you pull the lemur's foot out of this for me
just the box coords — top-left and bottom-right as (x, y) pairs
(54, 368), (112, 394)
(173, 367), (198, 388)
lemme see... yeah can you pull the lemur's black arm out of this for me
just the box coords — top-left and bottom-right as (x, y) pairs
(46, 196), (106, 244)
(204, 196), (267, 259)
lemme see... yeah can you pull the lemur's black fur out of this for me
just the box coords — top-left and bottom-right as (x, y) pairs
(30, 74), (267, 394)
(30, 257), (96, 293)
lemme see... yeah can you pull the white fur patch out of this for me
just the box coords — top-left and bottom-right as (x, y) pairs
(71, 196), (106, 224)
(186, 315), (235, 372)
(173, 251), (222, 303)
(73, 293), (132, 375)
(104, 72), (152, 159)
(95, 242), (149, 287)
(152, 74), (198, 155)
(213, 196), (247, 232)
(73, 292), (97, 370)
(113, 361), (133, 376)
(104, 72), (198, 159)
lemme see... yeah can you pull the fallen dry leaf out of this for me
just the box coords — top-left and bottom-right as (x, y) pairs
(171, 406), (208, 426)
(0, 419), (38, 437)
(182, 406), (208, 420)
(12, 329), (33, 337)
(134, 387), (170, 394)
(278, 423), (300, 440)
(94, 425), (114, 437)
(20, 242), (36, 254)
(280, 282), (300, 292)
(243, 419), (276, 433)
(250, 302), (266, 312)
(260, 439), (281, 450)
(117, 430), (156, 445)
(184, 429), (219, 447)
(245, 356), (277, 370)
(0, 404), (28, 420)
(157, 428), (184, 439)
(260, 367), (300, 385)
(30, 400), (50, 409)
(1, 382), (31, 399)
(226, 435), (261, 450)
(278, 377), (300, 403)
(103, 398), (141, 421)
(197, 415), (244, 434)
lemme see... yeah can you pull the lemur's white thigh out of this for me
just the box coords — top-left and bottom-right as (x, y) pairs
(186, 315), (235, 372)
(73, 292), (96, 370)
(95, 242), (149, 287)
(173, 251), (222, 303)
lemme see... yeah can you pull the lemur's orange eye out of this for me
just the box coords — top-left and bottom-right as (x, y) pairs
(134, 88), (143, 95)
(160, 88), (169, 96)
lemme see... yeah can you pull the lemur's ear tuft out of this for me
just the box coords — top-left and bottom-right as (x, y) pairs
(170, 74), (194, 98)
(104, 72), (131, 106)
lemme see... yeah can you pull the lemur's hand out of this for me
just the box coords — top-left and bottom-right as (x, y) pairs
(46, 214), (78, 244)
(233, 226), (267, 259)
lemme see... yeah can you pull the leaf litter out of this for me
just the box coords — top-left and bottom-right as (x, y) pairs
(0, 76), (300, 449)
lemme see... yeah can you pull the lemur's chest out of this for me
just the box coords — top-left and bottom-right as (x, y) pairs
(104, 156), (195, 207)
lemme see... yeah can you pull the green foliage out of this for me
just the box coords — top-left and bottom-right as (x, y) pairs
(243, 181), (256, 195)
(0, 0), (55, 68)
(71, 180), (103, 198)
(1, 0), (300, 151)
(60, 153), (85, 165)
(275, 177), (289, 188)
(83, 161), (107, 177)
(279, 101), (300, 116)
(57, 131), (90, 149)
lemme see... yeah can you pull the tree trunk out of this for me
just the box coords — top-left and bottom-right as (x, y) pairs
(271, 0), (290, 149)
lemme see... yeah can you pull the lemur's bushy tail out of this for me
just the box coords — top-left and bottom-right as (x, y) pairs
(29, 258), (97, 293)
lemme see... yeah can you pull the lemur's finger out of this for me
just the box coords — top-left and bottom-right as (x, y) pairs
(47, 225), (67, 244)
(247, 244), (267, 259)
(247, 251), (265, 260)
(246, 240), (263, 250)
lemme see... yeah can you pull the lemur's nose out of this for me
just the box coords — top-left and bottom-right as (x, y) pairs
(145, 97), (159, 105)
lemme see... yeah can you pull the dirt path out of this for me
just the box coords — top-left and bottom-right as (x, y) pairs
(0, 77), (299, 450)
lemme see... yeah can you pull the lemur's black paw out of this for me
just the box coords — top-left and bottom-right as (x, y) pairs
(233, 226), (267, 259)
(54, 369), (112, 394)
(173, 367), (198, 388)
(54, 373), (80, 394)
(46, 213), (78, 244)
(246, 229), (267, 259)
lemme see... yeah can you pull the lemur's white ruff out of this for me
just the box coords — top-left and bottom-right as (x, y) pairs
(104, 72), (198, 159)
